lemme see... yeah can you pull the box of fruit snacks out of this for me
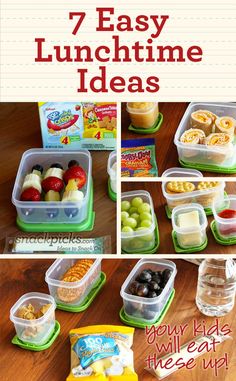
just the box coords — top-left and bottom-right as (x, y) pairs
(38, 102), (117, 150)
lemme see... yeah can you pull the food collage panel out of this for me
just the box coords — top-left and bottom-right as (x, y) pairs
(0, 102), (236, 381)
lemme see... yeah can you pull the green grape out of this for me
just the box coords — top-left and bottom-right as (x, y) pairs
(121, 211), (129, 222)
(129, 206), (138, 214)
(121, 200), (131, 212)
(140, 212), (152, 221)
(131, 197), (143, 208)
(138, 202), (151, 214)
(140, 219), (152, 228)
(130, 213), (140, 222)
(122, 226), (133, 233)
(136, 227), (154, 242)
(123, 217), (137, 229)
(129, 238), (144, 250)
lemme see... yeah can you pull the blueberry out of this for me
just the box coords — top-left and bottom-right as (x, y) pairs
(136, 270), (152, 283)
(46, 208), (59, 219)
(68, 160), (79, 168)
(147, 291), (157, 298)
(21, 208), (34, 216)
(50, 163), (63, 169)
(151, 272), (162, 285)
(149, 281), (160, 292)
(32, 164), (43, 174)
(142, 309), (157, 320)
(136, 283), (149, 297)
(128, 281), (139, 295)
(64, 207), (79, 218)
(162, 269), (172, 283)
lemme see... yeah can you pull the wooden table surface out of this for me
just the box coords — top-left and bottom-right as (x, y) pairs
(122, 182), (236, 254)
(0, 103), (116, 253)
(0, 259), (235, 381)
(121, 102), (236, 177)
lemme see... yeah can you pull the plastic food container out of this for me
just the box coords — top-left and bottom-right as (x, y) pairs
(120, 259), (177, 323)
(45, 258), (101, 306)
(213, 195), (236, 238)
(107, 151), (117, 194)
(162, 168), (225, 210)
(10, 292), (56, 345)
(127, 102), (159, 129)
(121, 190), (156, 253)
(12, 149), (92, 224)
(174, 102), (236, 168)
(171, 203), (208, 248)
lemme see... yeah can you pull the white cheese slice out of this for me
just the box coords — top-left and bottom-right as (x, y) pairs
(177, 210), (200, 228)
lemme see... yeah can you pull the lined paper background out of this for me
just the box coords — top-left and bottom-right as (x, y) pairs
(1, 0), (236, 101)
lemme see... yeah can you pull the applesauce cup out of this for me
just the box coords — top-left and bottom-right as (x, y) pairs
(126, 102), (159, 129)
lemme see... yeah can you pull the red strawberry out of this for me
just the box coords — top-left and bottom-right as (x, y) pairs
(42, 177), (64, 193)
(20, 187), (41, 202)
(63, 163), (86, 189)
(75, 105), (81, 111)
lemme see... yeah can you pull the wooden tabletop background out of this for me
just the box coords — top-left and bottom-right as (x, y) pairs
(122, 181), (236, 254)
(0, 259), (235, 381)
(0, 103), (116, 253)
(121, 102), (236, 177)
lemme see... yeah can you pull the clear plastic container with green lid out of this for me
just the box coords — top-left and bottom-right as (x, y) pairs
(127, 102), (159, 129)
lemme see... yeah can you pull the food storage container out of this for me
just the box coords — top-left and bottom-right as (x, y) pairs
(107, 151), (117, 194)
(127, 102), (159, 129)
(121, 190), (156, 253)
(10, 292), (56, 345)
(213, 195), (236, 239)
(120, 259), (177, 323)
(174, 102), (236, 168)
(45, 258), (101, 306)
(12, 149), (92, 225)
(171, 203), (208, 249)
(162, 168), (225, 211)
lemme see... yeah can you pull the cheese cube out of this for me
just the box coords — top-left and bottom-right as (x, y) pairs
(177, 210), (200, 228)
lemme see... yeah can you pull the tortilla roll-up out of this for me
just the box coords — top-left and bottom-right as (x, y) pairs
(190, 110), (217, 136)
(215, 116), (236, 136)
(204, 133), (234, 164)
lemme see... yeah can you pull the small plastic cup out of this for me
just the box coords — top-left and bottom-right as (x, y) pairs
(126, 102), (159, 129)
(120, 259), (177, 323)
(213, 195), (236, 239)
(171, 203), (208, 248)
(45, 258), (101, 306)
(107, 151), (117, 194)
(10, 292), (56, 346)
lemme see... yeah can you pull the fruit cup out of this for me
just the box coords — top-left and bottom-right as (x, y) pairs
(171, 203), (208, 249)
(120, 259), (177, 324)
(213, 195), (236, 239)
(12, 149), (92, 229)
(10, 293), (56, 346)
(121, 190), (156, 253)
(127, 102), (159, 129)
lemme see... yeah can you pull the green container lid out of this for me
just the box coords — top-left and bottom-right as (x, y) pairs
(211, 220), (236, 246)
(119, 289), (175, 329)
(12, 320), (60, 351)
(165, 191), (228, 219)
(172, 230), (208, 253)
(17, 182), (95, 233)
(56, 272), (106, 312)
(122, 216), (159, 254)
(108, 179), (117, 202)
(128, 112), (163, 134)
(179, 159), (236, 174)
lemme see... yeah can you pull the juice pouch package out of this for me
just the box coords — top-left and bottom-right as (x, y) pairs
(67, 325), (138, 381)
(82, 103), (117, 149)
(39, 102), (84, 149)
(121, 138), (158, 177)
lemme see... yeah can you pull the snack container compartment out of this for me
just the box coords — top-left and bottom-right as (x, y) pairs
(12, 149), (92, 224)
(171, 203), (208, 248)
(213, 195), (236, 238)
(107, 151), (117, 194)
(174, 102), (236, 168)
(126, 102), (159, 129)
(162, 168), (225, 210)
(121, 190), (156, 253)
(45, 258), (101, 306)
(120, 259), (177, 323)
(10, 292), (56, 345)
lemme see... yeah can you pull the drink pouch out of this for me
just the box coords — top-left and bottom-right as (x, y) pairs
(121, 138), (158, 177)
(67, 325), (138, 381)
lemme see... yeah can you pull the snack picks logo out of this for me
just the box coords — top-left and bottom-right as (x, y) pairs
(34, 7), (203, 94)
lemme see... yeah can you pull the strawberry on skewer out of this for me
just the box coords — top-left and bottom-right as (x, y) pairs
(42, 163), (64, 219)
(20, 164), (43, 202)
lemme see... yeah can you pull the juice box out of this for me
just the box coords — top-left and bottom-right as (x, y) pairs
(38, 102), (116, 150)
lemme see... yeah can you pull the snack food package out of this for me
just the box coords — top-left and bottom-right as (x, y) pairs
(121, 138), (158, 177)
(38, 102), (116, 150)
(67, 325), (138, 381)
